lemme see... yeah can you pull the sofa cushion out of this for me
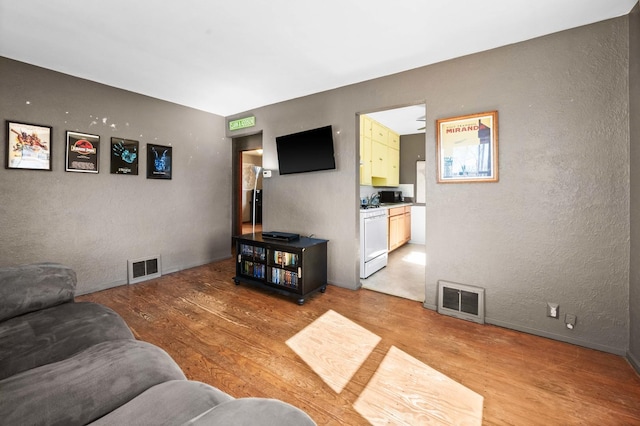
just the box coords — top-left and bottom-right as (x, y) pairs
(185, 398), (317, 426)
(0, 339), (186, 426)
(0, 301), (134, 380)
(89, 380), (234, 426)
(0, 262), (76, 322)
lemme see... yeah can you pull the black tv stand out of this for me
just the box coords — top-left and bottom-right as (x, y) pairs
(233, 232), (328, 305)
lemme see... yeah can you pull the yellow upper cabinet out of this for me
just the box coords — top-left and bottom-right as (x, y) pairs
(371, 121), (388, 145)
(371, 140), (387, 177)
(360, 114), (400, 186)
(387, 146), (399, 186)
(387, 130), (399, 150)
(360, 115), (373, 185)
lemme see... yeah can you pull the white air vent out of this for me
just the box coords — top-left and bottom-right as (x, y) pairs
(128, 256), (161, 284)
(437, 280), (485, 324)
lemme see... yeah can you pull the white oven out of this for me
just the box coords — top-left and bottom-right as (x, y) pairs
(360, 207), (388, 278)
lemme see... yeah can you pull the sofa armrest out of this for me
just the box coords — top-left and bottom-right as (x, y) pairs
(0, 263), (76, 322)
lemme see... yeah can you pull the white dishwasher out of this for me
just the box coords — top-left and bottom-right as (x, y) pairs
(360, 207), (388, 278)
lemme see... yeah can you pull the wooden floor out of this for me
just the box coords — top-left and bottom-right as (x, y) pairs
(78, 258), (640, 425)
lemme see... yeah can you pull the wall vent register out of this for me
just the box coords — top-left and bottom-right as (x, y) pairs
(128, 256), (161, 284)
(437, 280), (485, 324)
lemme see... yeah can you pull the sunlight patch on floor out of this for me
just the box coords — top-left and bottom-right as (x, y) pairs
(402, 250), (426, 266)
(354, 346), (483, 425)
(287, 310), (483, 425)
(285, 309), (381, 393)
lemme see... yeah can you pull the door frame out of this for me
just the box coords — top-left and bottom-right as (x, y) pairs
(232, 132), (263, 239)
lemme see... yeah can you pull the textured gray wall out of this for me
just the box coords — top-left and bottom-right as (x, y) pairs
(629, 2), (640, 370)
(0, 14), (632, 355)
(228, 16), (631, 354)
(400, 133), (426, 189)
(0, 58), (231, 294)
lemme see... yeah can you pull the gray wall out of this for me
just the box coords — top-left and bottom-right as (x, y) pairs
(629, 2), (640, 370)
(400, 133), (426, 188)
(0, 58), (231, 294)
(228, 16), (631, 354)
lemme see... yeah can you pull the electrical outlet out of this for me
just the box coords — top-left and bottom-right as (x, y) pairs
(565, 313), (577, 329)
(547, 302), (559, 318)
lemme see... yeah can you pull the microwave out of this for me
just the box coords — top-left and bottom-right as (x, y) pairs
(379, 190), (403, 203)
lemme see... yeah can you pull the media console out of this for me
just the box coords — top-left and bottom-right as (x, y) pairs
(233, 232), (328, 305)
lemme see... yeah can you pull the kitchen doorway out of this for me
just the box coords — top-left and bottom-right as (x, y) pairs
(232, 133), (263, 241)
(358, 104), (426, 302)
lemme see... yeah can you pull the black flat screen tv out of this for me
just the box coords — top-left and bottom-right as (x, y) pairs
(276, 125), (336, 175)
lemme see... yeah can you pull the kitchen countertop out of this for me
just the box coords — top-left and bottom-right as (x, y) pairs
(379, 202), (413, 208)
(360, 202), (414, 212)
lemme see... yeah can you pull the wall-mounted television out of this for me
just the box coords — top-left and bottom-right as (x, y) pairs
(276, 125), (336, 175)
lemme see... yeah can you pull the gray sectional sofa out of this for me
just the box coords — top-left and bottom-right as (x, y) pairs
(0, 263), (316, 425)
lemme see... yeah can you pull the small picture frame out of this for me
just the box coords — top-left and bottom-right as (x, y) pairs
(146, 144), (172, 179)
(436, 111), (498, 183)
(111, 137), (139, 175)
(66, 131), (100, 173)
(5, 120), (52, 171)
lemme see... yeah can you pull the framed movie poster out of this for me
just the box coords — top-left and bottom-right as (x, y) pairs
(111, 137), (139, 175)
(146, 144), (172, 179)
(66, 131), (100, 173)
(5, 121), (52, 171)
(436, 111), (498, 183)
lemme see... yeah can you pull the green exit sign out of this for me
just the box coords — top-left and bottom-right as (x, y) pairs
(229, 116), (256, 131)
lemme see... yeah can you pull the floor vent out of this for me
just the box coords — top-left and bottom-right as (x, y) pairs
(128, 256), (161, 284)
(437, 280), (485, 324)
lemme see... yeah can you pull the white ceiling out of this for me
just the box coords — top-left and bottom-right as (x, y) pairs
(0, 0), (636, 117)
(367, 105), (427, 136)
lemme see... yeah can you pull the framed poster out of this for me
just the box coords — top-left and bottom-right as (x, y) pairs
(66, 131), (100, 173)
(147, 144), (172, 179)
(5, 121), (52, 171)
(111, 137), (139, 175)
(436, 111), (498, 183)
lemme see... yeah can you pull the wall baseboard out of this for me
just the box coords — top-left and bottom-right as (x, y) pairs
(76, 255), (234, 296)
(423, 302), (437, 311)
(627, 350), (640, 375)
(421, 302), (627, 357)
(486, 318), (626, 356)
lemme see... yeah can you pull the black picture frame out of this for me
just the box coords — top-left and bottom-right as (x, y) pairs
(5, 120), (52, 171)
(146, 144), (172, 179)
(66, 131), (100, 173)
(111, 137), (139, 175)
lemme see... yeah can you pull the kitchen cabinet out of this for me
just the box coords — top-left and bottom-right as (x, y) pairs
(387, 146), (399, 186)
(233, 233), (328, 305)
(372, 121), (388, 144)
(387, 131), (399, 150)
(360, 114), (400, 186)
(371, 140), (387, 178)
(388, 205), (411, 252)
(403, 206), (412, 242)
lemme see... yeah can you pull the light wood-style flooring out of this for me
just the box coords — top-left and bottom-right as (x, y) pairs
(361, 243), (425, 302)
(78, 258), (640, 425)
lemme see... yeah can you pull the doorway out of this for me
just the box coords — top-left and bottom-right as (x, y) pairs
(232, 133), (263, 240)
(358, 104), (427, 302)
